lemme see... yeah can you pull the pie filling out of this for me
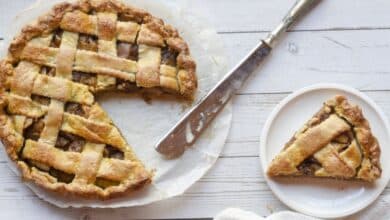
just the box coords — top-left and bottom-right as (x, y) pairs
(55, 132), (85, 152)
(117, 42), (138, 61)
(49, 168), (75, 183)
(40, 66), (56, 77)
(103, 145), (124, 160)
(50, 29), (63, 48)
(161, 47), (178, 66)
(65, 102), (87, 117)
(78, 34), (98, 52)
(72, 71), (97, 87)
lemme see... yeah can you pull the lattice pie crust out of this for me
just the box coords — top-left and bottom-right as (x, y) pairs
(267, 96), (381, 182)
(0, 0), (197, 199)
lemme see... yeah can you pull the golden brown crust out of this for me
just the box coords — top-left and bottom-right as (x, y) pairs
(7, 0), (197, 98)
(0, 0), (198, 199)
(267, 95), (381, 182)
(326, 95), (381, 181)
(8, 2), (77, 62)
(17, 160), (151, 199)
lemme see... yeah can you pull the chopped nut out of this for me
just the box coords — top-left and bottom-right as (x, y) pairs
(297, 157), (321, 175)
(55, 136), (70, 150)
(49, 168), (75, 183)
(65, 102), (86, 117)
(117, 81), (138, 92)
(68, 139), (85, 152)
(31, 95), (51, 106)
(128, 44), (138, 60)
(117, 42), (138, 60)
(50, 29), (63, 48)
(40, 66), (56, 77)
(161, 47), (177, 66)
(24, 119), (45, 140)
(72, 71), (97, 86)
(78, 34), (98, 52)
(103, 145), (124, 160)
(117, 42), (131, 58)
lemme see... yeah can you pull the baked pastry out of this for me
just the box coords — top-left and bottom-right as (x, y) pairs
(267, 95), (381, 182)
(0, 0), (197, 199)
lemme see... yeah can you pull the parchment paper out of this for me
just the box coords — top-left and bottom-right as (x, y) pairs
(0, 0), (232, 208)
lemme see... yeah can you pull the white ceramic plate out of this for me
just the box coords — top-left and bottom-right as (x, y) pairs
(260, 83), (390, 218)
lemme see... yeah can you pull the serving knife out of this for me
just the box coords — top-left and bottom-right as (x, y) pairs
(155, 0), (321, 158)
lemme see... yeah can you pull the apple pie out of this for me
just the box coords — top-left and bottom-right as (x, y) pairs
(0, 0), (197, 199)
(267, 95), (381, 182)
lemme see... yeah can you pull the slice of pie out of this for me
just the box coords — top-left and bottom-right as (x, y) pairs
(0, 0), (197, 199)
(267, 95), (381, 182)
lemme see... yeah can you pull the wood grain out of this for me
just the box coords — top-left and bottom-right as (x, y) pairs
(220, 30), (390, 94)
(1, 0), (390, 219)
(3, 0), (390, 35)
(0, 92), (389, 219)
(184, 0), (390, 33)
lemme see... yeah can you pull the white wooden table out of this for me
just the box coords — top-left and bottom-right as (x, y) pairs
(1, 0), (390, 219)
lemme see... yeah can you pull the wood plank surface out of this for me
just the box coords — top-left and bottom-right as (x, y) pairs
(3, 0), (390, 35)
(0, 92), (389, 219)
(1, 0), (390, 219)
(184, 0), (390, 33)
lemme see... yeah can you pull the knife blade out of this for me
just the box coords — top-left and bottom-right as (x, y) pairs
(155, 0), (321, 158)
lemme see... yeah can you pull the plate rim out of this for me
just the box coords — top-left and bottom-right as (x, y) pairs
(259, 83), (390, 218)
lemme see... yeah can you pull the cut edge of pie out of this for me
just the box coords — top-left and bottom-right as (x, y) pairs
(267, 95), (381, 182)
(0, 0), (198, 199)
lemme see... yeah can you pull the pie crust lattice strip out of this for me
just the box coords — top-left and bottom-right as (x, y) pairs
(267, 95), (381, 182)
(0, 0), (197, 199)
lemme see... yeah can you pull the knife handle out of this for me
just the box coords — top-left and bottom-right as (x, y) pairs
(265, 0), (321, 48)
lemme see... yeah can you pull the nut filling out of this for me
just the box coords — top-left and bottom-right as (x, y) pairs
(297, 157), (322, 175)
(55, 132), (85, 153)
(65, 102), (87, 117)
(117, 42), (138, 60)
(40, 66), (56, 76)
(72, 71), (97, 87)
(50, 168), (75, 183)
(116, 79), (138, 91)
(161, 47), (178, 66)
(103, 145), (124, 160)
(50, 29), (64, 48)
(31, 95), (51, 106)
(24, 118), (45, 141)
(78, 34), (98, 52)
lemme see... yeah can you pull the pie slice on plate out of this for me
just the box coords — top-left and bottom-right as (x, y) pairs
(0, 0), (197, 199)
(267, 95), (381, 182)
